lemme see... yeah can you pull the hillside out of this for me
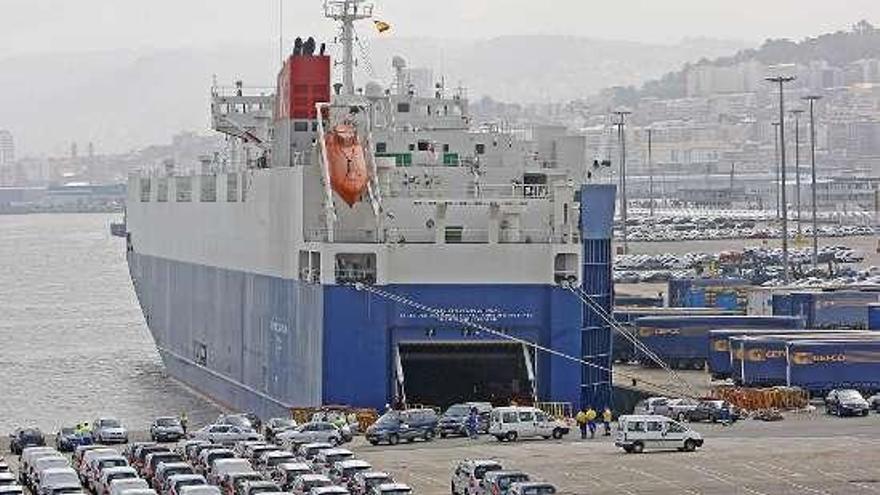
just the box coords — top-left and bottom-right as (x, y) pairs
(634, 20), (880, 101)
(0, 36), (748, 156)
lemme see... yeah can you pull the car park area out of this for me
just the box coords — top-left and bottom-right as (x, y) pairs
(354, 414), (880, 495)
(3, 403), (879, 495)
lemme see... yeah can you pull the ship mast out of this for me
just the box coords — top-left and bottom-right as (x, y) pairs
(324, 0), (374, 95)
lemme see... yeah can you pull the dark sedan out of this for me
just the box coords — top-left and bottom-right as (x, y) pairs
(685, 400), (738, 423)
(9, 428), (45, 455)
(55, 427), (93, 452)
(825, 389), (870, 417)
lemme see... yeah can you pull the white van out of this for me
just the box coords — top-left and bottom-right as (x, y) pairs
(614, 415), (703, 454)
(488, 407), (569, 442)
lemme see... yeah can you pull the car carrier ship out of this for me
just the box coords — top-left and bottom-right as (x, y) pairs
(120, 0), (617, 418)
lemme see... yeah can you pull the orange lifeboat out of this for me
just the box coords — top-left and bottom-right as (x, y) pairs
(325, 123), (368, 207)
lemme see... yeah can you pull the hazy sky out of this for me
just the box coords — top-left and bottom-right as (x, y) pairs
(2, 0), (880, 57)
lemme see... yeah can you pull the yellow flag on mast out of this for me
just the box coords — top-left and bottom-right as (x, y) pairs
(374, 20), (391, 33)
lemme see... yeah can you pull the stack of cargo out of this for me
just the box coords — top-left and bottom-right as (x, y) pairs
(712, 385), (810, 411)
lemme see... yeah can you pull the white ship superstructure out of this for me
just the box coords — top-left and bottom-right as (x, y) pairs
(122, 0), (617, 417)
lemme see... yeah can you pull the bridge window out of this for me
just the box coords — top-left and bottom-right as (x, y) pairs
(475, 143), (486, 155)
(201, 175), (217, 202)
(157, 178), (168, 202)
(445, 226), (463, 243)
(335, 253), (376, 285)
(175, 177), (192, 202)
(226, 174), (238, 202)
(293, 121), (309, 132)
(376, 142), (387, 153)
(397, 102), (411, 113)
(140, 178), (151, 202)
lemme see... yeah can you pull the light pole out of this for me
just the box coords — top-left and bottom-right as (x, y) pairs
(771, 122), (781, 219)
(614, 110), (631, 254)
(803, 95), (822, 269)
(790, 108), (805, 238)
(766, 75), (796, 284)
(647, 128), (654, 217)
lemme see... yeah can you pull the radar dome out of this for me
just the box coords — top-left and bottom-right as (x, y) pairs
(364, 82), (384, 97)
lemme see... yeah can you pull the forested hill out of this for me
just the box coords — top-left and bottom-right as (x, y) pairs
(623, 20), (880, 101)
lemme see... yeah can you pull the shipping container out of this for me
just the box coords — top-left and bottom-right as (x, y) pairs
(747, 286), (808, 316)
(869, 304), (880, 330)
(613, 307), (742, 363)
(668, 278), (752, 310)
(731, 332), (876, 387)
(634, 315), (803, 369)
(787, 339), (880, 394)
(706, 328), (863, 379)
(775, 290), (880, 329)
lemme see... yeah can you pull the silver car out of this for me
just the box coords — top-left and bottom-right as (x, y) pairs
(280, 424), (342, 448)
(191, 425), (260, 445)
(92, 419), (129, 444)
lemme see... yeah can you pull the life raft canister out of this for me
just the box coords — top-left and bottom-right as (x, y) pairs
(325, 123), (368, 206)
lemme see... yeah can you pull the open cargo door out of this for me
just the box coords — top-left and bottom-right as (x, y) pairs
(398, 342), (532, 408)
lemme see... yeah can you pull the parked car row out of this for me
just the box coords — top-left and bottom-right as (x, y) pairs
(364, 404), (569, 446)
(14, 445), (85, 495)
(451, 459), (556, 495)
(635, 397), (740, 424)
(96, 415), (415, 495)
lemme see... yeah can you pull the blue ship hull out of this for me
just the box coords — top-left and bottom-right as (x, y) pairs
(126, 184), (617, 417)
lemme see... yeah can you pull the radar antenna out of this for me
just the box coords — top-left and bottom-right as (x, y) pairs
(324, 0), (374, 95)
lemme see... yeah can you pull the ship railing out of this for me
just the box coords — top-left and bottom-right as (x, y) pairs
(499, 229), (580, 244)
(384, 183), (549, 200)
(334, 267), (377, 285)
(304, 227), (576, 244)
(304, 228), (435, 244)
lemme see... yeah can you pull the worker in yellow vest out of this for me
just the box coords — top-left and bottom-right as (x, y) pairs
(584, 406), (598, 439)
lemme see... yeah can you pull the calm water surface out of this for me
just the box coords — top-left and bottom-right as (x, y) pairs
(0, 213), (221, 432)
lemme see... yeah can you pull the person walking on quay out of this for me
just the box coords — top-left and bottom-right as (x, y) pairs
(585, 406), (598, 439)
(466, 407), (479, 439)
(602, 407), (613, 436)
(575, 409), (588, 439)
(179, 411), (188, 435)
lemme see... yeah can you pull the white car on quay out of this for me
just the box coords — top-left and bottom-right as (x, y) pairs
(109, 478), (150, 495)
(488, 407), (570, 442)
(96, 467), (138, 495)
(37, 468), (81, 495)
(615, 415), (704, 454)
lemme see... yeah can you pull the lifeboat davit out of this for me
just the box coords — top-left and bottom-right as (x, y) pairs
(325, 123), (368, 206)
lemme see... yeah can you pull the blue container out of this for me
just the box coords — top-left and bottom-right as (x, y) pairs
(614, 307), (742, 363)
(726, 331), (875, 384)
(635, 315), (803, 369)
(787, 339), (880, 394)
(708, 328), (827, 379)
(870, 304), (880, 331)
(784, 291), (880, 329)
(771, 293), (794, 316)
(739, 336), (791, 386)
(667, 278), (752, 310)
